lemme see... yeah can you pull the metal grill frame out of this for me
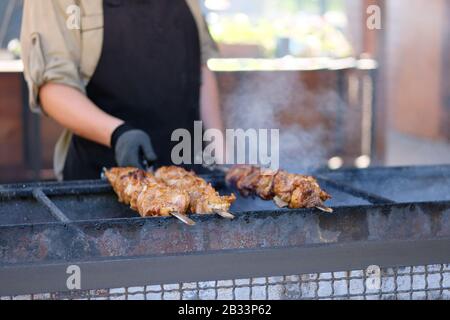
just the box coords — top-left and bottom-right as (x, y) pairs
(1, 166), (450, 298)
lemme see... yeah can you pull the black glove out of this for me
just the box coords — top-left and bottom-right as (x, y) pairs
(111, 123), (157, 169)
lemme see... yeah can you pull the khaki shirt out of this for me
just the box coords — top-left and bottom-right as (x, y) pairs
(21, 0), (219, 180)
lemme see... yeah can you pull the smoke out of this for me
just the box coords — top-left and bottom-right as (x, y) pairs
(221, 71), (346, 173)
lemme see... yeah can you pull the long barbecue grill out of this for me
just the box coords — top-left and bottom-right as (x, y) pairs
(1, 165), (450, 299)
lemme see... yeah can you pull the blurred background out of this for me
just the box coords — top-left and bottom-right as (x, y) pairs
(0, 0), (449, 182)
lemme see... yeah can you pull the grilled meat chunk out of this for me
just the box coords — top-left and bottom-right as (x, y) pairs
(255, 169), (278, 200)
(105, 167), (139, 203)
(105, 168), (190, 217)
(274, 171), (331, 208)
(225, 165), (251, 184)
(226, 165), (332, 210)
(135, 183), (190, 217)
(155, 166), (236, 214)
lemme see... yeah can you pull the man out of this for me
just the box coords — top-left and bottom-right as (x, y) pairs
(21, 0), (224, 180)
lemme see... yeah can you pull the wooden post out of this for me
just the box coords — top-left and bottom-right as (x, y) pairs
(345, 0), (387, 164)
(371, 0), (387, 165)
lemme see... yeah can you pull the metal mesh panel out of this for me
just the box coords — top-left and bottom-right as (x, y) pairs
(2, 264), (449, 300)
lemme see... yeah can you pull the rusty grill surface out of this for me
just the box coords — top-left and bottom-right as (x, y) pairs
(0, 165), (450, 298)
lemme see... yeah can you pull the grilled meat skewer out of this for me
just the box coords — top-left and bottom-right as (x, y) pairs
(105, 168), (194, 225)
(155, 166), (236, 218)
(226, 165), (332, 212)
(273, 170), (331, 210)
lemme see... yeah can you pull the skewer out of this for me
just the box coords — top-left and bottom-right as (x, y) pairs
(101, 167), (108, 180)
(227, 165), (334, 213)
(315, 205), (334, 213)
(170, 212), (196, 226)
(273, 196), (289, 208)
(155, 166), (236, 221)
(275, 195), (333, 213)
(215, 211), (235, 219)
(105, 168), (195, 226)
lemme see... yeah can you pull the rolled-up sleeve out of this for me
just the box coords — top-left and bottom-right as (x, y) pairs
(21, 0), (85, 113)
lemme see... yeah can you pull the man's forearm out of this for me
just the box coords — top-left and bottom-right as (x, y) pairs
(40, 83), (124, 147)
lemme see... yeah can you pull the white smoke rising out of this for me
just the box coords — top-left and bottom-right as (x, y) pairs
(221, 72), (346, 173)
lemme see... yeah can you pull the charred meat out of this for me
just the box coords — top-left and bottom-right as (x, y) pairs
(226, 165), (332, 210)
(155, 166), (236, 215)
(105, 168), (190, 217)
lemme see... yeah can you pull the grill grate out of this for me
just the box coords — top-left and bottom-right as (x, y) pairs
(3, 264), (449, 300)
(1, 166), (450, 299)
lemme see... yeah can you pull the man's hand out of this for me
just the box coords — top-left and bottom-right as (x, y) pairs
(112, 124), (157, 169)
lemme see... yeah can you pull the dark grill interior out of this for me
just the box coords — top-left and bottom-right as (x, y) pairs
(0, 165), (449, 226)
(319, 165), (450, 203)
(0, 166), (450, 225)
(49, 194), (138, 221)
(0, 197), (53, 225)
(0, 174), (377, 226)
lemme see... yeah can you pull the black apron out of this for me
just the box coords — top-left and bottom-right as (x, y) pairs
(63, 0), (201, 180)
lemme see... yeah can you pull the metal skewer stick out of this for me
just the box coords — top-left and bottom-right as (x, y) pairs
(274, 195), (333, 213)
(202, 154), (333, 214)
(170, 212), (196, 226)
(315, 205), (334, 213)
(144, 160), (234, 220)
(273, 196), (289, 208)
(215, 211), (235, 219)
(101, 167), (108, 180)
(207, 160), (334, 213)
